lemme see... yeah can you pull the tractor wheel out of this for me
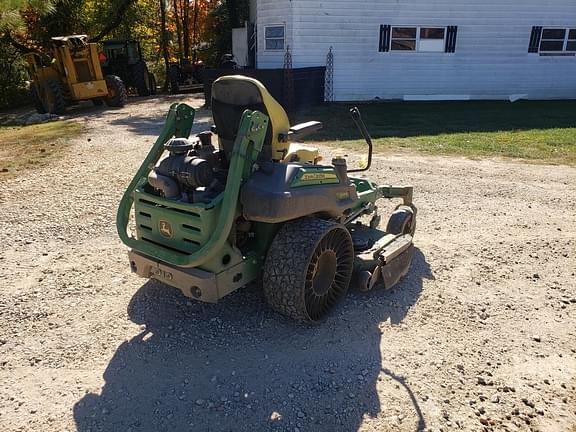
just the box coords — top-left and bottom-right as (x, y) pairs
(168, 65), (180, 94)
(42, 79), (66, 115)
(386, 205), (416, 237)
(263, 218), (354, 322)
(133, 62), (151, 96)
(104, 75), (128, 107)
(149, 73), (157, 95)
(30, 85), (46, 114)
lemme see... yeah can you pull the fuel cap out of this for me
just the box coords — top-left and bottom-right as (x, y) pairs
(164, 138), (195, 154)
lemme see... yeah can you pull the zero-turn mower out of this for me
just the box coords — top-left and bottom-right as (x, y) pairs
(117, 76), (416, 322)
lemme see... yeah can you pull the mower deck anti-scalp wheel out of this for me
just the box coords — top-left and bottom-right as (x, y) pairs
(104, 75), (128, 107)
(263, 218), (354, 322)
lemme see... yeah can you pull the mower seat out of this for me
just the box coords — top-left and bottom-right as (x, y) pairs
(211, 75), (319, 164)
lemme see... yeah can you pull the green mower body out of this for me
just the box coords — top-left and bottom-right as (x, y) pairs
(117, 76), (416, 322)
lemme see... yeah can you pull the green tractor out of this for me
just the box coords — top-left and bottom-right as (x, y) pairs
(117, 76), (417, 322)
(100, 40), (156, 96)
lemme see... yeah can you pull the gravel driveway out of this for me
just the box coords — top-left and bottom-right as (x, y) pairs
(0, 96), (575, 432)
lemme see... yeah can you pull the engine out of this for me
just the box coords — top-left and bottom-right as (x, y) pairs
(147, 132), (226, 204)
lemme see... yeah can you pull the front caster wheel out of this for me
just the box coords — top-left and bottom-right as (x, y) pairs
(386, 205), (416, 236)
(263, 218), (354, 322)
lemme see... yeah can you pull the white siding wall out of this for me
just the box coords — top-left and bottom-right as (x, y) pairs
(258, 0), (576, 100)
(256, 0), (293, 68)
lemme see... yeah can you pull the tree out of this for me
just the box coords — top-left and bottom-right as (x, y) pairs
(90, 0), (139, 42)
(0, 0), (54, 52)
(159, 0), (169, 90)
(172, 0), (183, 60)
(0, 36), (28, 107)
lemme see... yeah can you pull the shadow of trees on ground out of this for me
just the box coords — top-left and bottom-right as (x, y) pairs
(74, 249), (433, 432)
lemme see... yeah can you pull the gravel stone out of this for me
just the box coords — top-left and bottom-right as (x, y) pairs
(1, 95), (575, 432)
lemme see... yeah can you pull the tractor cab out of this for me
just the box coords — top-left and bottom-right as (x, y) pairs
(100, 39), (156, 96)
(101, 40), (143, 66)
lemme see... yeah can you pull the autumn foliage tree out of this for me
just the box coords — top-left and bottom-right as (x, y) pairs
(0, 0), (249, 107)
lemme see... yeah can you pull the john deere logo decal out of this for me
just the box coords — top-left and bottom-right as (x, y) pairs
(159, 220), (173, 238)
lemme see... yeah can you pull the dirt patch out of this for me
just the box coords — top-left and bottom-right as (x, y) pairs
(0, 95), (575, 432)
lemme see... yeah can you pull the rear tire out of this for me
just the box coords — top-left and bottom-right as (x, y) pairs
(104, 75), (128, 107)
(263, 218), (354, 322)
(43, 79), (66, 115)
(30, 85), (46, 114)
(133, 61), (151, 96)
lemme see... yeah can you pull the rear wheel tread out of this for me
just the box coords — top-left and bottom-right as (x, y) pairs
(44, 80), (66, 115)
(104, 75), (128, 107)
(263, 218), (354, 322)
(132, 61), (151, 96)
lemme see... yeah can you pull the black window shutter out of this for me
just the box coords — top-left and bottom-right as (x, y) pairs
(445, 26), (458, 53)
(528, 26), (543, 53)
(379, 25), (391, 52)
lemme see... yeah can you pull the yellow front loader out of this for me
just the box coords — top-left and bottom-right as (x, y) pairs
(25, 35), (127, 114)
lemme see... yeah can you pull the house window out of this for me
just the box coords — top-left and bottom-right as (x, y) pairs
(391, 27), (417, 51)
(419, 28), (446, 52)
(387, 26), (452, 52)
(569, 29), (576, 51)
(534, 27), (576, 54)
(264, 25), (285, 51)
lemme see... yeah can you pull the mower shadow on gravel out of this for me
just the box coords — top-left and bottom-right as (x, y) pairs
(74, 249), (433, 432)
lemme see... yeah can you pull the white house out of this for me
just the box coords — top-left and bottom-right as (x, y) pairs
(238, 0), (576, 101)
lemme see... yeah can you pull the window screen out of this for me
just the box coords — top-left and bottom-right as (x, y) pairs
(419, 28), (446, 52)
(265, 26), (285, 51)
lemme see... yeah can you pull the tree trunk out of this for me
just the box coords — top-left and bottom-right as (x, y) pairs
(182, 0), (190, 60)
(173, 0), (183, 61)
(191, 0), (199, 62)
(159, 0), (170, 91)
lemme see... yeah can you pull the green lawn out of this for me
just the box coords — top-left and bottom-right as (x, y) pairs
(296, 101), (576, 164)
(0, 121), (82, 178)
